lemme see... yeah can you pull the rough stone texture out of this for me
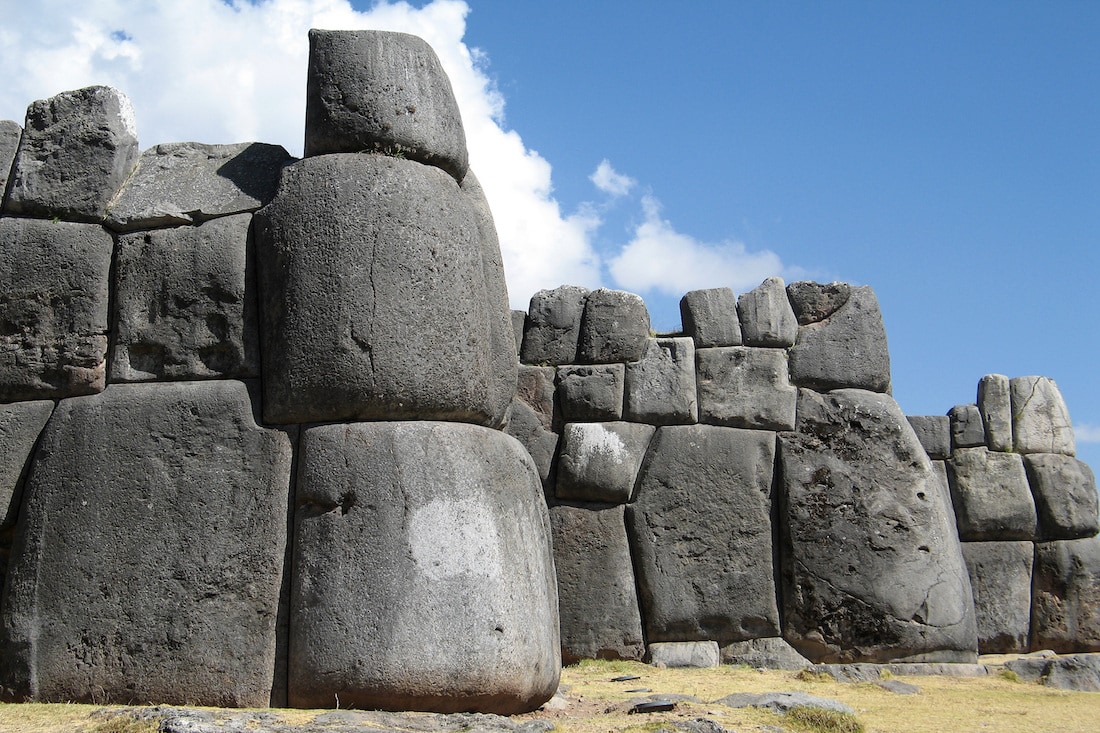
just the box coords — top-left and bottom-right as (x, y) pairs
(624, 337), (698, 425)
(779, 388), (978, 663)
(105, 142), (293, 231)
(556, 364), (624, 422)
(786, 281), (851, 325)
(787, 286), (891, 393)
(0, 400), (53, 530)
(947, 447), (1036, 541)
(289, 422), (559, 714)
(577, 288), (650, 364)
(1005, 654), (1100, 692)
(511, 311), (526, 355)
(679, 288), (741, 347)
(304, 30), (468, 181)
(111, 214), (259, 382)
(648, 641), (720, 668)
(1031, 537), (1100, 652)
(977, 374), (1013, 452)
(961, 541), (1033, 653)
(1024, 454), (1099, 540)
(627, 425), (780, 644)
(0, 120), (20, 195)
(906, 415), (951, 459)
(0, 218), (113, 400)
(556, 422), (655, 503)
(0, 381), (294, 706)
(4, 86), (139, 222)
(715, 691), (854, 716)
(1011, 376), (1076, 455)
(461, 171), (518, 427)
(255, 154), (502, 425)
(696, 346), (796, 431)
(720, 638), (812, 670)
(737, 277), (797, 347)
(504, 366), (558, 488)
(549, 504), (645, 664)
(949, 403), (986, 449)
(521, 286), (589, 366)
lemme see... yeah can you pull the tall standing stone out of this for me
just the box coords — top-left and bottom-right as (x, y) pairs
(1011, 376), (1076, 455)
(0, 401), (54, 596)
(0, 120), (21, 196)
(961, 541), (1033, 654)
(977, 374), (1012, 452)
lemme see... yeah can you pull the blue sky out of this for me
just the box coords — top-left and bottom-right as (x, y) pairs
(1, 0), (1096, 468)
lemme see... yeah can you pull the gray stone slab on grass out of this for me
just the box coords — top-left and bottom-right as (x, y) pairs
(557, 364), (624, 422)
(627, 425), (780, 645)
(949, 403), (986, 450)
(696, 346), (796, 431)
(787, 285), (891, 393)
(4, 86), (138, 222)
(505, 366), (558, 488)
(111, 214), (259, 382)
(779, 388), (977, 663)
(978, 374), (1012, 452)
(961, 541), (1033, 654)
(105, 142), (294, 231)
(679, 288), (741, 347)
(289, 422), (559, 714)
(720, 638), (811, 670)
(0, 381), (294, 706)
(947, 447), (1036, 541)
(648, 641), (720, 668)
(715, 691), (853, 716)
(906, 415), (951, 459)
(0, 218), (112, 400)
(255, 154), (501, 425)
(549, 504), (645, 664)
(624, 337), (698, 425)
(1024, 453), (1099, 540)
(0, 120), (20, 195)
(1032, 537), (1100, 653)
(556, 422), (654, 504)
(1011, 376), (1076, 455)
(786, 281), (851, 325)
(1005, 654), (1100, 692)
(0, 400), (53, 530)
(304, 30), (468, 181)
(577, 288), (650, 364)
(737, 277), (797, 347)
(521, 286), (589, 366)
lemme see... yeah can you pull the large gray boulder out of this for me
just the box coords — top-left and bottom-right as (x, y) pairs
(0, 218), (113, 400)
(737, 277), (797, 347)
(961, 541), (1033, 653)
(679, 287), (741, 347)
(624, 337), (698, 425)
(779, 388), (977, 663)
(549, 504), (645, 664)
(1006, 654), (1100, 692)
(304, 30), (468, 181)
(787, 286), (891, 393)
(647, 641), (720, 668)
(0, 120), (20, 195)
(906, 415), (951, 459)
(504, 366), (558, 488)
(255, 154), (502, 425)
(1024, 454), (1099, 540)
(289, 421), (559, 714)
(947, 447), (1036, 541)
(1011, 376), (1076, 455)
(977, 374), (1012, 452)
(577, 288), (650, 364)
(4, 86), (138, 222)
(105, 142), (294, 231)
(111, 214), (259, 382)
(1031, 538), (1100, 652)
(949, 403), (986, 449)
(521, 286), (589, 366)
(0, 400), (54, 531)
(720, 637), (812, 670)
(627, 425), (780, 644)
(0, 381), (295, 706)
(786, 281), (851, 325)
(556, 364), (624, 422)
(555, 421), (655, 504)
(696, 346), (796, 431)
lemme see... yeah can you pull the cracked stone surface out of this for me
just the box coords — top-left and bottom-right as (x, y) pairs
(1031, 537), (1100, 653)
(947, 447), (1036, 542)
(1011, 376), (1076, 455)
(961, 541), (1033, 654)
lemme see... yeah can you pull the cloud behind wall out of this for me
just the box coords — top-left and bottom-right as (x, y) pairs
(0, 0), (789, 312)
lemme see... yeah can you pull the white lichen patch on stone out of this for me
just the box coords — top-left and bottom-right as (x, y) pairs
(570, 423), (627, 466)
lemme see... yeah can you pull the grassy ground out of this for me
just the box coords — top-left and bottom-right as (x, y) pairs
(2, 658), (1098, 732)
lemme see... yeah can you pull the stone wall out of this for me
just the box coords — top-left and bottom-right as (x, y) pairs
(0, 28), (1097, 714)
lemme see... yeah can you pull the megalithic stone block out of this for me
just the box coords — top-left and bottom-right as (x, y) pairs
(305, 30), (469, 182)
(1032, 537), (1100, 653)
(949, 403), (986, 449)
(947, 447), (1036, 542)
(788, 285), (891, 393)
(1011, 376), (1076, 455)
(557, 364), (624, 422)
(680, 287), (741, 347)
(555, 421), (655, 504)
(737, 277), (797, 347)
(504, 365), (559, 489)
(696, 346), (796, 431)
(1024, 454), (1099, 540)
(288, 421), (559, 714)
(906, 415), (951, 459)
(255, 153), (503, 425)
(0, 120), (20, 196)
(0, 381), (295, 706)
(0, 400), (54, 598)
(624, 337), (698, 426)
(4, 86), (139, 222)
(977, 374), (1012, 452)
(521, 285), (590, 366)
(961, 541), (1033, 654)
(577, 288), (651, 364)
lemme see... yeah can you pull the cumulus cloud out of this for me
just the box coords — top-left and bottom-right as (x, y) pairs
(1075, 423), (1100, 443)
(590, 159), (635, 197)
(608, 196), (789, 295)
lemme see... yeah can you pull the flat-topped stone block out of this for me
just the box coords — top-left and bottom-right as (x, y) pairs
(647, 641), (720, 668)
(556, 421), (654, 503)
(696, 346), (796, 431)
(521, 286), (589, 366)
(577, 288), (650, 364)
(949, 403), (986, 449)
(624, 337), (697, 425)
(947, 447), (1036, 541)
(1011, 376), (1076, 455)
(679, 287), (741, 347)
(1024, 454), (1099, 540)
(557, 364), (624, 422)
(1032, 537), (1100, 653)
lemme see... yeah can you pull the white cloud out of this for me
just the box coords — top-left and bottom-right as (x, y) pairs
(590, 159), (635, 197)
(1075, 423), (1100, 444)
(608, 196), (789, 295)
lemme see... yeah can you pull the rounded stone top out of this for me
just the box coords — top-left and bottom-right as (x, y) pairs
(304, 29), (469, 181)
